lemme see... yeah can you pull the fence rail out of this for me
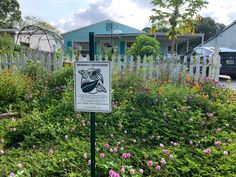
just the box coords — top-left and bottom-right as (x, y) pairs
(0, 53), (221, 82)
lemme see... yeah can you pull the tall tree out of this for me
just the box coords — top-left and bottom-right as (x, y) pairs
(18, 16), (61, 34)
(195, 17), (225, 41)
(0, 0), (21, 28)
(150, 0), (208, 54)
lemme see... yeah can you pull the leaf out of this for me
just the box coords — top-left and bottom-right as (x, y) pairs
(81, 80), (98, 93)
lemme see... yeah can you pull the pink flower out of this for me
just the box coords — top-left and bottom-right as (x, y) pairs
(109, 170), (115, 176)
(216, 128), (221, 132)
(100, 153), (105, 158)
(173, 142), (178, 147)
(139, 169), (144, 174)
(113, 173), (120, 177)
(48, 149), (54, 155)
(110, 148), (113, 153)
(120, 167), (125, 173)
(163, 149), (170, 154)
(160, 158), (166, 165)
(215, 141), (221, 146)
(203, 148), (211, 154)
(114, 147), (118, 153)
(223, 151), (228, 156)
(105, 144), (110, 149)
(130, 169), (135, 175)
(208, 113), (214, 117)
(127, 153), (131, 158)
(9, 172), (15, 177)
(147, 160), (153, 166)
(201, 120), (206, 125)
(156, 165), (161, 171)
(160, 143), (164, 148)
(122, 153), (127, 159)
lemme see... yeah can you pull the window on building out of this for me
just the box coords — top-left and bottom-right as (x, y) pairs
(74, 42), (89, 56)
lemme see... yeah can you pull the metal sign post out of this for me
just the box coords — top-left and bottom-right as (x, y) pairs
(89, 32), (96, 177)
(74, 32), (111, 177)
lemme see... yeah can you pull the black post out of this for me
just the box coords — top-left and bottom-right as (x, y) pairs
(89, 32), (96, 177)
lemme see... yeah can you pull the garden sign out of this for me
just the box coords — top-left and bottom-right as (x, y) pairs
(74, 61), (111, 113)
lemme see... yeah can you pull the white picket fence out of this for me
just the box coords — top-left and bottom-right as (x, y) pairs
(0, 52), (221, 82)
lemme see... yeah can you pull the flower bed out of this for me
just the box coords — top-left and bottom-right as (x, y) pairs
(0, 66), (235, 176)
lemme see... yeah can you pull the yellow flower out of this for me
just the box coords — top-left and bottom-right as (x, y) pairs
(195, 83), (200, 90)
(186, 76), (191, 82)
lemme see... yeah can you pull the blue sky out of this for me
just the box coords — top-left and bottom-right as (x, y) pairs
(18, 0), (236, 32)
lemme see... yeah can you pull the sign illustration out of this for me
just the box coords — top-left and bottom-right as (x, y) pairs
(79, 68), (107, 94)
(74, 61), (111, 113)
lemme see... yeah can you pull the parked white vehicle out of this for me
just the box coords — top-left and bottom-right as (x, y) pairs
(190, 47), (236, 79)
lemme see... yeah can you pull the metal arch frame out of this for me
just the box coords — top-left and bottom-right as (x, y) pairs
(15, 25), (63, 52)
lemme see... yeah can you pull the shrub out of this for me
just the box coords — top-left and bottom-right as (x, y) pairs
(126, 35), (161, 58)
(0, 69), (32, 112)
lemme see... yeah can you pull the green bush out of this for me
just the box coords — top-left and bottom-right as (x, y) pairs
(49, 66), (74, 88)
(0, 69), (32, 112)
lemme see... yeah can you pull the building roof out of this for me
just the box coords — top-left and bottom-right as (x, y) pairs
(153, 32), (204, 43)
(62, 19), (146, 36)
(0, 29), (18, 33)
(199, 20), (236, 46)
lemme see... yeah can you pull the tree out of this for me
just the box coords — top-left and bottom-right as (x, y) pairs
(182, 17), (226, 53)
(0, 0), (21, 28)
(18, 16), (61, 34)
(195, 17), (225, 41)
(126, 35), (161, 58)
(150, 0), (208, 54)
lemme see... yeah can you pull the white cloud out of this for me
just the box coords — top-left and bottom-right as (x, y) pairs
(201, 0), (236, 25)
(55, 0), (152, 32)
(19, 0), (236, 33)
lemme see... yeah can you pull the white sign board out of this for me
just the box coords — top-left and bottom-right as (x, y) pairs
(74, 61), (111, 113)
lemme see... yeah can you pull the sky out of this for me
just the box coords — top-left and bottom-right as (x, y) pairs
(18, 0), (236, 33)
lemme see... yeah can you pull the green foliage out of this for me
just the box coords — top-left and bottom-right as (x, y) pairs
(150, 0), (208, 54)
(0, 69), (32, 112)
(49, 66), (74, 88)
(0, 32), (15, 54)
(196, 17), (225, 41)
(0, 66), (235, 176)
(0, 0), (21, 28)
(126, 35), (161, 58)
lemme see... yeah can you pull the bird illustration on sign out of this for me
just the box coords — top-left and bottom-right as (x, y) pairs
(78, 68), (107, 94)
